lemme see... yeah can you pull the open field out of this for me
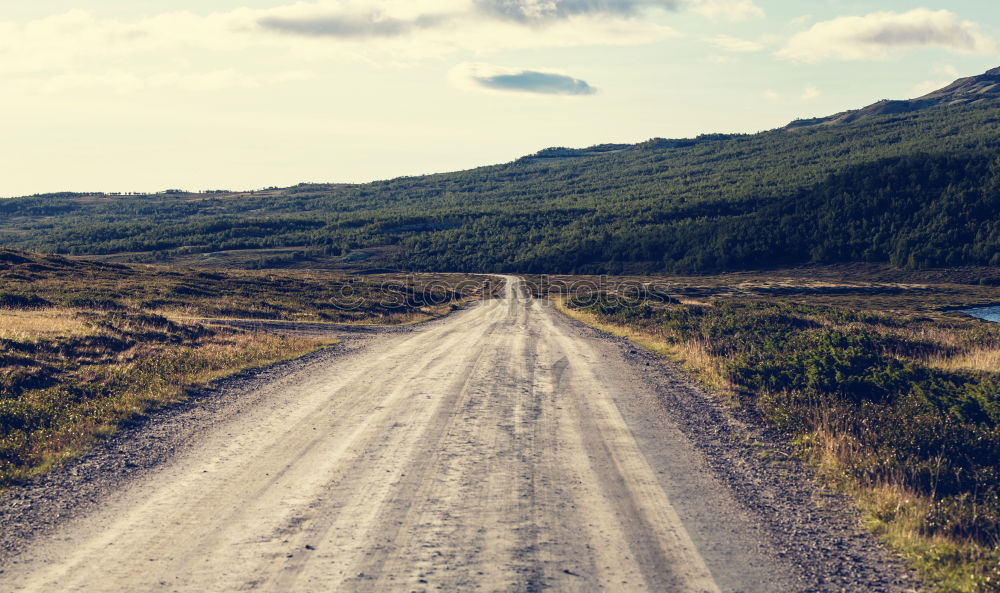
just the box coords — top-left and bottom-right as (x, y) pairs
(531, 267), (1000, 592)
(0, 249), (498, 324)
(0, 249), (496, 486)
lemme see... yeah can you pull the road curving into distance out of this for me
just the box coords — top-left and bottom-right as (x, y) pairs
(1, 277), (910, 593)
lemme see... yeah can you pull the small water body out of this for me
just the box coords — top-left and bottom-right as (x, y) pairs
(964, 306), (1000, 322)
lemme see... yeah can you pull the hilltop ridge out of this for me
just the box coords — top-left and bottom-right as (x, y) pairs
(787, 66), (1000, 129)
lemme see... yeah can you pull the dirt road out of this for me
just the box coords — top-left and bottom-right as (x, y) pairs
(1, 277), (910, 593)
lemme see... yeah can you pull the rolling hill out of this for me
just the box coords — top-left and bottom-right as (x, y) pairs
(1, 69), (999, 274)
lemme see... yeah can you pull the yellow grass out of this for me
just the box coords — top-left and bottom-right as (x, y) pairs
(554, 298), (733, 395)
(927, 348), (1000, 373)
(0, 308), (90, 341)
(1, 315), (335, 486)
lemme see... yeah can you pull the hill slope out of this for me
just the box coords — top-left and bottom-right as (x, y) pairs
(1, 70), (999, 274)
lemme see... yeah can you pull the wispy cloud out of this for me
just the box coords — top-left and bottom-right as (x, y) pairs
(259, 12), (450, 38)
(777, 9), (999, 62)
(256, 0), (761, 36)
(473, 0), (680, 23)
(912, 63), (962, 96)
(451, 63), (596, 96)
(761, 86), (822, 104)
(801, 86), (820, 100)
(687, 0), (763, 22)
(41, 69), (316, 94)
(705, 34), (764, 53)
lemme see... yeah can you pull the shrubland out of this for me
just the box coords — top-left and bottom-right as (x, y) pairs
(538, 268), (1000, 592)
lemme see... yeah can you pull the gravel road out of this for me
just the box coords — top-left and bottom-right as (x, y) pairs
(0, 277), (916, 593)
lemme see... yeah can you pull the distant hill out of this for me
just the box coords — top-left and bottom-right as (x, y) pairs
(1, 69), (998, 274)
(787, 67), (1000, 128)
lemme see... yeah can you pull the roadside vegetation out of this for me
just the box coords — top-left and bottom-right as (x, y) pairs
(0, 249), (495, 486)
(536, 267), (1000, 593)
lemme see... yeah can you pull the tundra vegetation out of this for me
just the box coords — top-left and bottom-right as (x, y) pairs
(0, 249), (495, 486)
(532, 267), (1000, 593)
(1, 99), (999, 275)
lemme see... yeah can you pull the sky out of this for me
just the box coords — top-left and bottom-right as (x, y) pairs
(3, 1), (1000, 197)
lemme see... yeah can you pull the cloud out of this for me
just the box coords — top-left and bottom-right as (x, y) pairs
(40, 69), (317, 94)
(257, 0), (761, 34)
(912, 63), (962, 96)
(0, 6), (674, 80)
(0, 0), (735, 93)
(687, 0), (763, 21)
(705, 34), (764, 52)
(451, 63), (596, 96)
(778, 9), (999, 62)
(259, 12), (449, 38)
(0, 0), (742, 78)
(473, 0), (682, 23)
(761, 86), (821, 103)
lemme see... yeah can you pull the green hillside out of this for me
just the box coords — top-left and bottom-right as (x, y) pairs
(2, 74), (1000, 274)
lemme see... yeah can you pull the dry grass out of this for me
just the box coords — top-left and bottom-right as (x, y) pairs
(0, 309), (90, 341)
(0, 308), (334, 486)
(927, 348), (1000, 374)
(555, 298), (732, 395)
(0, 249), (498, 325)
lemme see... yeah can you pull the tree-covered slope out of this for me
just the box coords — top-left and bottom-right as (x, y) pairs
(2, 74), (999, 274)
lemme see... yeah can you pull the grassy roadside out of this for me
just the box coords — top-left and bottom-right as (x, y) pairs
(0, 249), (496, 487)
(546, 271), (1000, 593)
(0, 310), (331, 485)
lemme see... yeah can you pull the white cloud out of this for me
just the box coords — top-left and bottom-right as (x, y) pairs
(0, 2), (685, 84)
(761, 87), (820, 103)
(687, 0), (763, 21)
(706, 54), (735, 64)
(801, 86), (820, 100)
(41, 69), (317, 94)
(0, 0), (773, 97)
(932, 63), (960, 78)
(777, 9), (999, 62)
(912, 63), (962, 96)
(705, 34), (764, 53)
(788, 14), (813, 28)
